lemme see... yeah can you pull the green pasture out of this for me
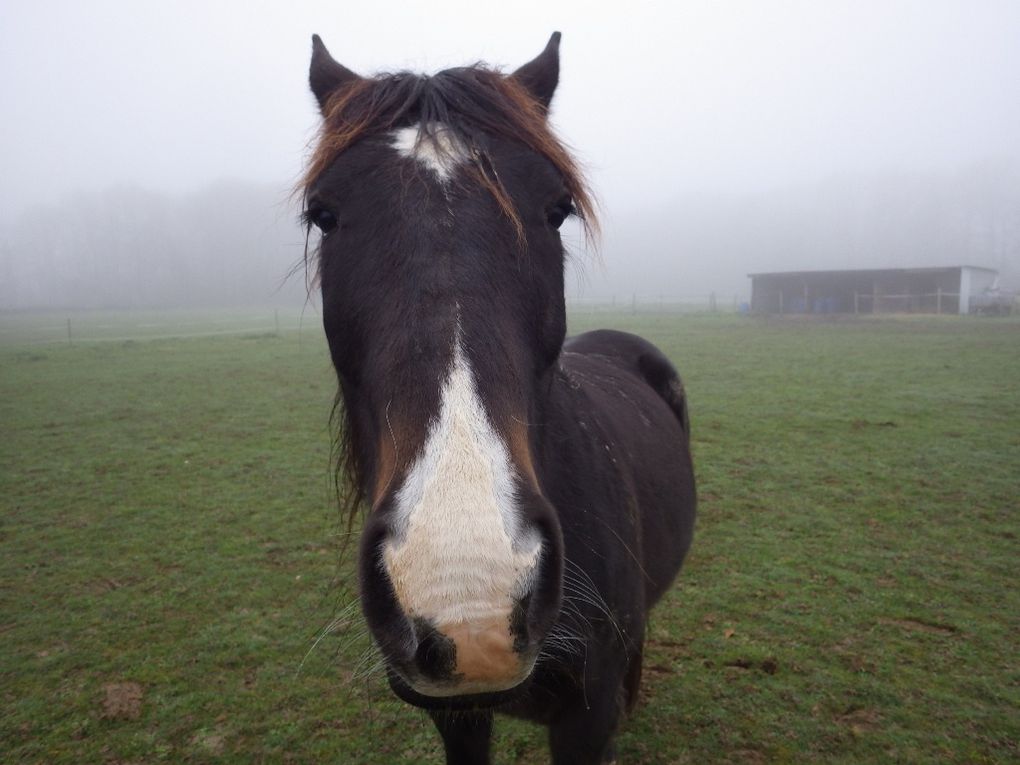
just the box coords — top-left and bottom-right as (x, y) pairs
(1, 310), (1018, 763)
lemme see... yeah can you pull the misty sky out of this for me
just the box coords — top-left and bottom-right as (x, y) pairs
(3, 1), (1018, 218)
(2, 1), (1019, 305)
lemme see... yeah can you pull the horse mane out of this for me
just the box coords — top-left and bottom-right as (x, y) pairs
(300, 64), (598, 243)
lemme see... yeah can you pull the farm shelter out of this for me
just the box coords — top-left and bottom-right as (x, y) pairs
(748, 266), (999, 315)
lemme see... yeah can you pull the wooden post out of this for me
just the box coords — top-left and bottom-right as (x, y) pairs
(804, 282), (810, 314)
(778, 290), (784, 315)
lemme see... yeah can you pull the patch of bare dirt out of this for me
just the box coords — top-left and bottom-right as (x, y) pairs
(836, 707), (881, 734)
(645, 663), (673, 675)
(86, 576), (135, 595)
(832, 636), (876, 673)
(722, 657), (779, 674)
(100, 682), (143, 720)
(191, 728), (227, 755)
(728, 748), (768, 764)
(647, 636), (691, 660)
(880, 617), (958, 635)
(851, 419), (898, 430)
(241, 668), (258, 689)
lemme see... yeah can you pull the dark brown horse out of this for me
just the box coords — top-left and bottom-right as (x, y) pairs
(301, 32), (696, 765)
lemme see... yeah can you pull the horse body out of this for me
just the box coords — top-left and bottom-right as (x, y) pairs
(552, 330), (696, 617)
(301, 32), (695, 764)
(384, 331), (696, 762)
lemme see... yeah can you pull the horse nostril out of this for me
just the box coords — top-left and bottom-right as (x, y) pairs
(510, 594), (532, 652)
(412, 618), (457, 680)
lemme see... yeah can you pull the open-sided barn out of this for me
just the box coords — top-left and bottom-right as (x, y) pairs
(749, 266), (1000, 315)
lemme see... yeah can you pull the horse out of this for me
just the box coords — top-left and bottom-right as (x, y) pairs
(300, 32), (696, 765)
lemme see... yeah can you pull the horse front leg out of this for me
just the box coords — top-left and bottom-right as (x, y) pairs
(547, 692), (623, 765)
(428, 709), (493, 765)
(547, 661), (627, 765)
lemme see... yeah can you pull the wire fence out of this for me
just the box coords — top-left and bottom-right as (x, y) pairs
(567, 293), (749, 315)
(853, 292), (961, 315)
(0, 307), (326, 347)
(3, 296), (754, 346)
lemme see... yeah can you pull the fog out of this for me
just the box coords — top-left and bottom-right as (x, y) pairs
(2, 0), (1018, 309)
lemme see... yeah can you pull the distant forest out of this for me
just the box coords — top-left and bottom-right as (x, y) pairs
(2, 163), (1017, 310)
(0, 181), (310, 311)
(604, 161), (1020, 301)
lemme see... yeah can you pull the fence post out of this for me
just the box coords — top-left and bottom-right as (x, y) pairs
(67, 318), (72, 345)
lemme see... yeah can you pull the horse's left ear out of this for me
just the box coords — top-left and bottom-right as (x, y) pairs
(512, 32), (561, 111)
(309, 34), (361, 114)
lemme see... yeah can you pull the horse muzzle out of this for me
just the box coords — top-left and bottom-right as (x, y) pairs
(357, 494), (563, 705)
(398, 612), (538, 699)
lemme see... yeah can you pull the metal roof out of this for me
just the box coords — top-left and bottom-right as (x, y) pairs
(748, 266), (998, 279)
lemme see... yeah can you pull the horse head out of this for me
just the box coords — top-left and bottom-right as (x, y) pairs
(302, 33), (593, 704)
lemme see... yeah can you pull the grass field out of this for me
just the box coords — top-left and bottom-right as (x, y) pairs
(2, 310), (1018, 764)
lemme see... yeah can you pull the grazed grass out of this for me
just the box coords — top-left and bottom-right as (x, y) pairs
(1, 312), (1017, 763)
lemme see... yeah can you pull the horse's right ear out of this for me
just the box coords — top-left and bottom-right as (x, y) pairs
(310, 34), (361, 114)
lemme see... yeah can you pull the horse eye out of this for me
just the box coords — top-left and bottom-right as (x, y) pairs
(546, 197), (575, 230)
(308, 208), (339, 234)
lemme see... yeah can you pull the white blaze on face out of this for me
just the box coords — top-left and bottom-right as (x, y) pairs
(383, 341), (541, 632)
(391, 123), (467, 182)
